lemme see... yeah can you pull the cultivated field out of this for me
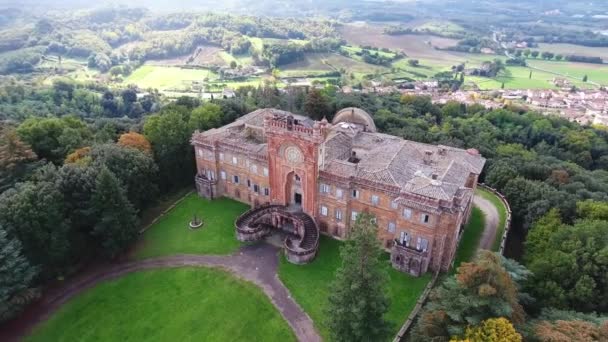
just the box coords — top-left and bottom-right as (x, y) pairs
(537, 43), (608, 60)
(280, 52), (387, 78)
(527, 59), (608, 85)
(145, 45), (227, 67)
(339, 23), (459, 60)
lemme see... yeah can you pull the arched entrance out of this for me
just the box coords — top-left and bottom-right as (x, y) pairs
(284, 171), (303, 209)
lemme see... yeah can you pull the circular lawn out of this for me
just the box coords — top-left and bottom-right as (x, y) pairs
(27, 267), (296, 342)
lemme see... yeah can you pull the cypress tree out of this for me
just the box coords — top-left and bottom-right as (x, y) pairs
(326, 212), (391, 342)
(91, 167), (138, 258)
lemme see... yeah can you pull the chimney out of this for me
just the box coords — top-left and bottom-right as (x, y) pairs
(423, 150), (433, 164)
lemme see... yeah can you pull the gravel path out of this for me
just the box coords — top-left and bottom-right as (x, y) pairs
(0, 244), (320, 342)
(473, 195), (500, 250)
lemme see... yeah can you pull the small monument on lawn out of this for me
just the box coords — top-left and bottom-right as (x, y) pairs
(189, 213), (204, 229)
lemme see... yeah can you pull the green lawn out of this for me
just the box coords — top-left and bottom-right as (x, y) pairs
(475, 188), (508, 251)
(451, 207), (485, 273)
(278, 236), (431, 341)
(133, 194), (248, 259)
(27, 268), (295, 342)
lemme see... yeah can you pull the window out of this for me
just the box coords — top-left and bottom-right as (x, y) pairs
(391, 200), (398, 209)
(388, 222), (396, 233)
(320, 205), (328, 216)
(351, 210), (358, 221)
(420, 238), (429, 252)
(219, 152), (224, 161)
(197, 149), (203, 157)
(206, 170), (215, 180)
(421, 213), (430, 224)
(253, 184), (259, 193)
(295, 174), (301, 181)
(220, 171), (226, 180)
(232, 156), (238, 165)
(403, 208), (412, 219)
(399, 231), (410, 246)
(371, 194), (379, 205)
(264, 188), (270, 196)
(247, 179), (251, 187)
(320, 183), (330, 193)
(251, 164), (257, 173)
(335, 209), (342, 221)
(336, 188), (343, 199)
(263, 167), (269, 177)
(352, 189), (359, 199)
(233, 175), (239, 184)
(416, 237), (422, 250)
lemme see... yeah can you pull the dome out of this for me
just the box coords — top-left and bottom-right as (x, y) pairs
(332, 107), (377, 132)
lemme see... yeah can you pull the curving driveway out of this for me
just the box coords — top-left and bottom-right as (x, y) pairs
(473, 194), (500, 250)
(0, 244), (321, 342)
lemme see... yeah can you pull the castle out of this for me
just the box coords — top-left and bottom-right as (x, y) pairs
(191, 108), (485, 276)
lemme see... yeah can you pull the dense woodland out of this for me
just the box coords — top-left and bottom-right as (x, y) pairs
(2, 77), (608, 340)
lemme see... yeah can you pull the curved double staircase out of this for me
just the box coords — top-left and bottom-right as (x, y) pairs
(235, 205), (319, 264)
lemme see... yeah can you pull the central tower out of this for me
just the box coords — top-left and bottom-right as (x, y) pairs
(264, 114), (327, 216)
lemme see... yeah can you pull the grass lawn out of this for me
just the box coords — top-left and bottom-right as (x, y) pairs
(475, 188), (508, 251)
(278, 236), (431, 341)
(123, 65), (218, 91)
(451, 207), (485, 273)
(26, 268), (295, 342)
(133, 194), (248, 260)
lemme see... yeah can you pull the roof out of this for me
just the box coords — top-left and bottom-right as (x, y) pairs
(321, 128), (486, 201)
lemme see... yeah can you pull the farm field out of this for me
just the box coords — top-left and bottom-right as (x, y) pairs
(278, 236), (431, 341)
(122, 65), (219, 91)
(537, 43), (608, 60)
(145, 45), (227, 67)
(26, 268), (295, 342)
(527, 59), (608, 85)
(280, 52), (387, 78)
(465, 63), (599, 90)
(339, 23), (460, 60)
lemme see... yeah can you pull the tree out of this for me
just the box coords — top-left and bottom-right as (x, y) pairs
(529, 71), (532, 79)
(326, 212), (391, 342)
(530, 51), (539, 58)
(408, 59), (419, 67)
(451, 318), (522, 342)
(0, 226), (38, 322)
(117, 132), (152, 154)
(16, 116), (92, 163)
(230, 60), (237, 69)
(533, 319), (608, 341)
(90, 143), (159, 211)
(144, 106), (194, 191)
(189, 103), (222, 132)
(411, 251), (524, 340)
(0, 181), (71, 274)
(90, 167), (138, 258)
(0, 126), (38, 192)
(583, 74), (588, 82)
(304, 88), (331, 120)
(523, 49), (531, 58)
(64, 146), (91, 164)
(485, 160), (518, 191)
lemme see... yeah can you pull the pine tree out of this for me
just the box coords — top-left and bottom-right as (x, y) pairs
(91, 167), (138, 258)
(304, 88), (330, 120)
(0, 226), (38, 321)
(326, 212), (391, 342)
